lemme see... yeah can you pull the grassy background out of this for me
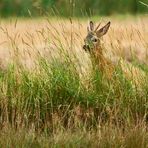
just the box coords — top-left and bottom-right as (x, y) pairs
(0, 0), (147, 17)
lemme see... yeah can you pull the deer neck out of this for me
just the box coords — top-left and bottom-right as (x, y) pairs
(90, 44), (113, 73)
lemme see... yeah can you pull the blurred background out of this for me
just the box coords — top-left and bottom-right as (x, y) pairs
(0, 0), (147, 17)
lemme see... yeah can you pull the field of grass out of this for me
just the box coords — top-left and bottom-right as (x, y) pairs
(0, 15), (148, 147)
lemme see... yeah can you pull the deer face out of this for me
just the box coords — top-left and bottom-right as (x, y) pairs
(83, 21), (111, 52)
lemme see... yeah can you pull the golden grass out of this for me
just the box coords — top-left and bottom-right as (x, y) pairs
(0, 16), (147, 70)
(0, 16), (147, 147)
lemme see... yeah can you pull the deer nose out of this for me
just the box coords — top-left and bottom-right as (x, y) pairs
(83, 45), (90, 52)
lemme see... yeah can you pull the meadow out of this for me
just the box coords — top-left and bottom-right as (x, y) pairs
(0, 15), (148, 147)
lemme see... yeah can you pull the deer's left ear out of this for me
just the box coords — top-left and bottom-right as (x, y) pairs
(87, 21), (94, 32)
(96, 21), (111, 37)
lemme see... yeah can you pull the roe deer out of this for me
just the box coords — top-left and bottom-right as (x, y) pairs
(83, 21), (114, 78)
(82, 21), (145, 86)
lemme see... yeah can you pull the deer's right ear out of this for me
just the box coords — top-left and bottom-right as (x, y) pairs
(96, 21), (111, 37)
(87, 21), (94, 32)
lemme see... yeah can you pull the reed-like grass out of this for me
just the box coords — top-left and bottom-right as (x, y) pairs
(0, 16), (148, 147)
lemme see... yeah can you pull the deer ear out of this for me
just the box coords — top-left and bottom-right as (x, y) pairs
(87, 21), (94, 32)
(96, 21), (111, 37)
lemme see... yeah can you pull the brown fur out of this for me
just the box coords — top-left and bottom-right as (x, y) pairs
(83, 21), (114, 78)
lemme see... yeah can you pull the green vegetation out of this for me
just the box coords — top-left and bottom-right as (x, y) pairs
(0, 48), (148, 147)
(0, 0), (147, 17)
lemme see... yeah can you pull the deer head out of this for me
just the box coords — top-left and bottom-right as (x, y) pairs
(83, 21), (111, 53)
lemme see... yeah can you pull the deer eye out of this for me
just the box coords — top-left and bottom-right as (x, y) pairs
(92, 38), (97, 42)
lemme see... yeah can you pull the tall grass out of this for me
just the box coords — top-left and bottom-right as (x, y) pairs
(0, 17), (148, 147)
